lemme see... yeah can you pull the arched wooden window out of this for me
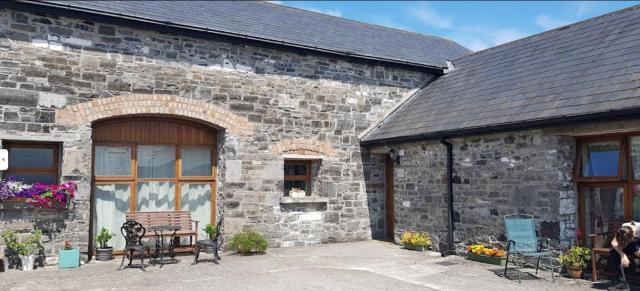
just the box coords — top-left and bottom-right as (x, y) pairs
(91, 117), (217, 250)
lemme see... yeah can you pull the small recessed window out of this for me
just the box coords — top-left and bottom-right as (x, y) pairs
(284, 160), (312, 196)
(581, 141), (620, 177)
(5, 142), (60, 184)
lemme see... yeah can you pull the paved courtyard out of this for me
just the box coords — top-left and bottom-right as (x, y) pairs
(1, 241), (597, 290)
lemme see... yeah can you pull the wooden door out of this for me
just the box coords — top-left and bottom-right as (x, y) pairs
(385, 156), (395, 240)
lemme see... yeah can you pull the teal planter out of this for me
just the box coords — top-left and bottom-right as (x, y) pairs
(58, 248), (80, 269)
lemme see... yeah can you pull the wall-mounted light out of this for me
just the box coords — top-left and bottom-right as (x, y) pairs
(389, 148), (401, 165)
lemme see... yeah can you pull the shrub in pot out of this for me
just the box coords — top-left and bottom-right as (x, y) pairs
(558, 245), (590, 278)
(228, 230), (268, 255)
(202, 224), (218, 241)
(94, 228), (115, 261)
(1, 229), (42, 271)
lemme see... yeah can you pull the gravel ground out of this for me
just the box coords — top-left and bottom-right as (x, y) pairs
(0, 241), (598, 290)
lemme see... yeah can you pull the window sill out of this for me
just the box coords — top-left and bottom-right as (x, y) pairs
(280, 196), (329, 205)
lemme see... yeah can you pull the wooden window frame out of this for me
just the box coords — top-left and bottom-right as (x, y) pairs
(575, 132), (640, 243)
(93, 142), (217, 225)
(3, 141), (60, 183)
(284, 160), (312, 196)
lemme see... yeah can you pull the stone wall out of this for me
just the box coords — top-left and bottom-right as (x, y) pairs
(0, 7), (433, 256)
(386, 129), (577, 251)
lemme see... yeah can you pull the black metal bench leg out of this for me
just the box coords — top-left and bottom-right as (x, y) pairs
(535, 257), (541, 275)
(214, 244), (221, 262)
(140, 250), (146, 271)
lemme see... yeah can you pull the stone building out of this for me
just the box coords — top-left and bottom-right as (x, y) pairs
(0, 0), (468, 258)
(362, 5), (640, 251)
(1, 0), (639, 261)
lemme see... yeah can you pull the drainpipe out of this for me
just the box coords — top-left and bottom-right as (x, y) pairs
(439, 137), (455, 256)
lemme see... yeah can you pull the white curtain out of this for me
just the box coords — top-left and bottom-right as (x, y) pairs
(93, 184), (131, 250)
(181, 148), (211, 176)
(180, 183), (211, 239)
(137, 146), (175, 178)
(95, 146), (131, 176)
(136, 182), (176, 211)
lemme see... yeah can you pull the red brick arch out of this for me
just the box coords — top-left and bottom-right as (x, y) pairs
(270, 138), (335, 156)
(55, 94), (254, 135)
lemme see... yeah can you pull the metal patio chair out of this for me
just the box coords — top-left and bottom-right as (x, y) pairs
(503, 214), (556, 283)
(118, 220), (151, 271)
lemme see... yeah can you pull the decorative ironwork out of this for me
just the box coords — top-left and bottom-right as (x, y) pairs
(118, 220), (150, 271)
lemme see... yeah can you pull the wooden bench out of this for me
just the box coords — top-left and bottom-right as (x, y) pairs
(126, 211), (199, 251)
(590, 219), (640, 283)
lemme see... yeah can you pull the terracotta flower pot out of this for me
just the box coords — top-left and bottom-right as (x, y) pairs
(567, 267), (582, 279)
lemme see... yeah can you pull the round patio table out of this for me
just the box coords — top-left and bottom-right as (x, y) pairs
(147, 225), (181, 267)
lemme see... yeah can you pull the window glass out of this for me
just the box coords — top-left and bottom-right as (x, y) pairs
(631, 137), (640, 180)
(136, 182), (176, 211)
(94, 184), (131, 249)
(284, 163), (307, 176)
(137, 146), (175, 178)
(8, 147), (54, 168)
(10, 173), (57, 184)
(180, 183), (211, 239)
(181, 148), (212, 177)
(634, 185), (640, 221)
(581, 141), (620, 177)
(583, 186), (624, 247)
(95, 146), (131, 176)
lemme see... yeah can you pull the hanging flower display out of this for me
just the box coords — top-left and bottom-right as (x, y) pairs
(0, 177), (76, 208)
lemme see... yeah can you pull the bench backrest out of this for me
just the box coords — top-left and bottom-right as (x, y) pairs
(126, 211), (194, 231)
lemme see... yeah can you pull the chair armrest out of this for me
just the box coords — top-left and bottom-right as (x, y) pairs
(538, 237), (552, 251)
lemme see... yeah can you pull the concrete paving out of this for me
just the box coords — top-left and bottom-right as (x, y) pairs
(0, 241), (596, 290)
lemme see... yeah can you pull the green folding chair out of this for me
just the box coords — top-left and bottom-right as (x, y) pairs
(504, 214), (556, 283)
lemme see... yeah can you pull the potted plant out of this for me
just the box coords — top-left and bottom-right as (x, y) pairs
(288, 187), (305, 198)
(228, 230), (268, 255)
(94, 228), (115, 261)
(1, 229), (42, 271)
(558, 245), (590, 278)
(466, 244), (507, 266)
(400, 231), (432, 251)
(58, 240), (80, 269)
(202, 224), (218, 241)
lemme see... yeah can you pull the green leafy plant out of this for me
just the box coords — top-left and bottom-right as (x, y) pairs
(95, 228), (114, 249)
(1, 229), (42, 256)
(202, 224), (218, 240)
(228, 230), (268, 254)
(558, 245), (591, 269)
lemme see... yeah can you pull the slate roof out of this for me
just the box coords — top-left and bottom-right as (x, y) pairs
(25, 0), (470, 69)
(362, 5), (640, 144)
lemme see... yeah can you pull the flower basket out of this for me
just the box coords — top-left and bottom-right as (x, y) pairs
(467, 253), (506, 266)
